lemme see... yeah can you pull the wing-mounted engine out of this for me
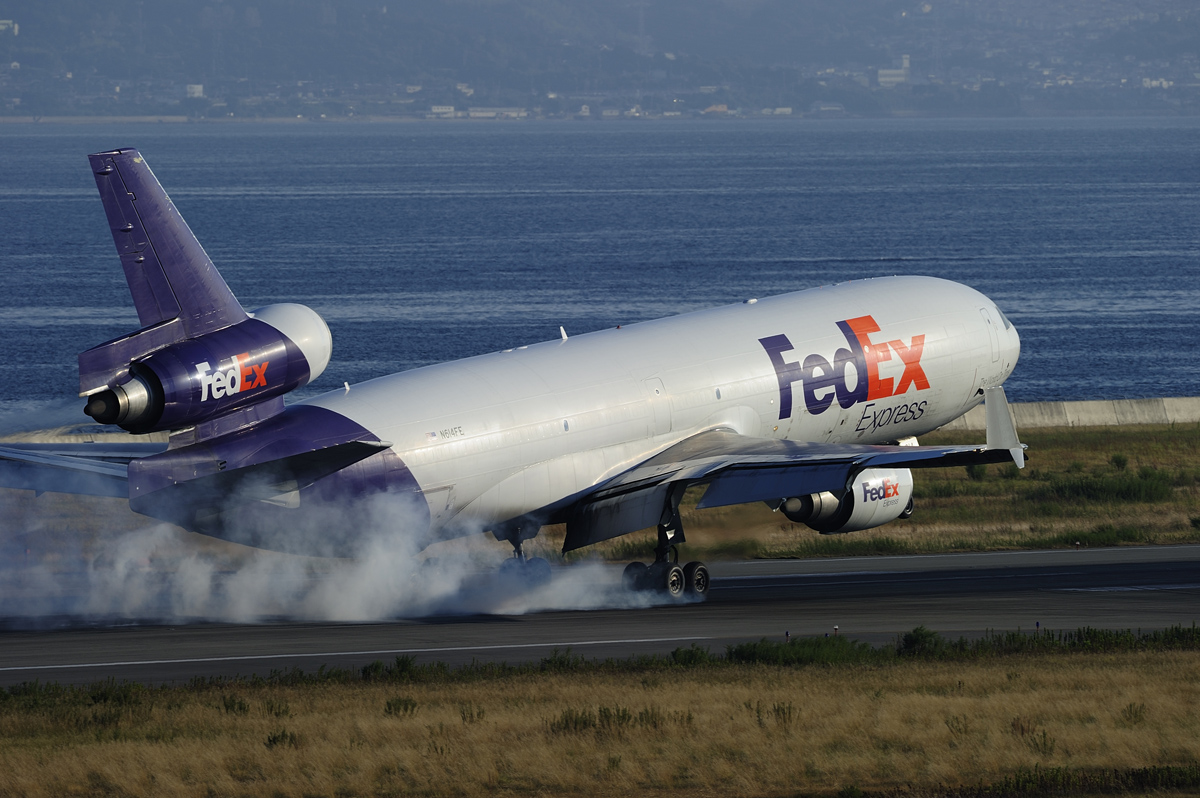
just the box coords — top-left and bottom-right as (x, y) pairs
(779, 467), (914, 534)
(82, 303), (331, 434)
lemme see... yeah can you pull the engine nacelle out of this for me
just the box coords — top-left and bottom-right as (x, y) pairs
(780, 467), (914, 535)
(83, 304), (332, 433)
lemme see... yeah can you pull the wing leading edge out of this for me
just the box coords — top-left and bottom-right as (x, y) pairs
(562, 386), (1024, 552)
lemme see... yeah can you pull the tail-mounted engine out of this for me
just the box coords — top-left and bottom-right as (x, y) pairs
(780, 467), (914, 534)
(83, 303), (331, 434)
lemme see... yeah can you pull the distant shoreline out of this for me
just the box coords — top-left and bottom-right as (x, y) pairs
(2, 111), (1197, 125)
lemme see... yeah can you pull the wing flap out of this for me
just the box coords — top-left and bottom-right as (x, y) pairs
(563, 484), (673, 551)
(129, 440), (392, 530)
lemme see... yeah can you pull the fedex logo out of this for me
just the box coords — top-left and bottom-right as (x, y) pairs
(196, 353), (270, 401)
(759, 315), (930, 419)
(862, 478), (901, 503)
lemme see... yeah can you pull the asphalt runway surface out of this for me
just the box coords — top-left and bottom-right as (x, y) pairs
(2, 545), (1198, 686)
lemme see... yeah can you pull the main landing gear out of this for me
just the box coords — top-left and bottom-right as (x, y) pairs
(622, 494), (709, 600)
(496, 519), (552, 587)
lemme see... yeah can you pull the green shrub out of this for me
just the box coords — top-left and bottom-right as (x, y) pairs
(897, 626), (947, 658)
(264, 728), (298, 749)
(384, 697), (417, 716)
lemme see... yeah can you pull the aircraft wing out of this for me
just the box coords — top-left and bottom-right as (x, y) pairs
(562, 386), (1024, 551)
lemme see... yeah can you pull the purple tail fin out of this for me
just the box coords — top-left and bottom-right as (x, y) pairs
(88, 148), (247, 334)
(79, 149), (249, 395)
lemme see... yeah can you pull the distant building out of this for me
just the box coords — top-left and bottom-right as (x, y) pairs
(186, 84), (204, 98)
(702, 104), (729, 114)
(809, 101), (846, 117)
(877, 55), (911, 88)
(0, 20), (16, 35)
(467, 107), (526, 118)
(430, 105), (454, 117)
(578, 104), (590, 116)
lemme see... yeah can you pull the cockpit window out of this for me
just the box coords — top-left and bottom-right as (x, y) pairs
(997, 308), (1013, 330)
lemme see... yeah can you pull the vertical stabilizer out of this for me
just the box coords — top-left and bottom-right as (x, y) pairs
(88, 149), (247, 335)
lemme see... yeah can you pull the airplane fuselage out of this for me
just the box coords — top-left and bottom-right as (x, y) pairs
(0, 150), (1025, 577)
(305, 276), (1019, 535)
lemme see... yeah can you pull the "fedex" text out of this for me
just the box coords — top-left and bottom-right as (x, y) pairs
(196, 353), (269, 401)
(862, 478), (901, 503)
(759, 315), (930, 419)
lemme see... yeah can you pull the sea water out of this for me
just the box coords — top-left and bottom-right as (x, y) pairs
(1, 117), (1198, 426)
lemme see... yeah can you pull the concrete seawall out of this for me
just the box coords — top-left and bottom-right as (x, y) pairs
(938, 396), (1200, 432)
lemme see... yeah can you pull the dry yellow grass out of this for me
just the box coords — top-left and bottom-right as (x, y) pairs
(2, 652), (1199, 797)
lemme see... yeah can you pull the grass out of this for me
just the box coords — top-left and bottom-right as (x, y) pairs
(3, 627), (1200, 797)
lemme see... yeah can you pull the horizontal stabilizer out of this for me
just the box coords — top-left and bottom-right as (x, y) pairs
(0, 445), (131, 498)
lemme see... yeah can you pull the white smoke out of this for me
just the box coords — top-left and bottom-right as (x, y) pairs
(1, 477), (689, 627)
(0, 399), (92, 438)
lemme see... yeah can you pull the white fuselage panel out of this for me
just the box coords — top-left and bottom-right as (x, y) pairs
(305, 276), (1019, 530)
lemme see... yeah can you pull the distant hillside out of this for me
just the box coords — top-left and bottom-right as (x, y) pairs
(1, 0), (1197, 117)
(2, 0), (902, 85)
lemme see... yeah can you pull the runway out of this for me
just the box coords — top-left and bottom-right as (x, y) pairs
(2, 545), (1198, 687)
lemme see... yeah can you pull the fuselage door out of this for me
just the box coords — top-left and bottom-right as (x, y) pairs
(422, 485), (456, 528)
(979, 307), (1000, 363)
(643, 377), (672, 436)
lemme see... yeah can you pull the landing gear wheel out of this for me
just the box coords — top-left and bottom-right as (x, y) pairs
(899, 497), (915, 520)
(646, 562), (685, 597)
(525, 556), (552, 586)
(622, 561), (648, 591)
(682, 561), (709, 596)
(664, 564), (685, 597)
(499, 556), (552, 586)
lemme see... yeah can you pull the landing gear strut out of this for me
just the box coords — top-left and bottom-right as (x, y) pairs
(495, 518), (552, 586)
(623, 486), (709, 599)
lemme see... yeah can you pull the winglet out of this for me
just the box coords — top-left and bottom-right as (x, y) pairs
(984, 386), (1025, 468)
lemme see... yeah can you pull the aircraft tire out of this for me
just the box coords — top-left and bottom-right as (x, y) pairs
(646, 562), (685, 597)
(682, 561), (709, 597)
(525, 557), (552, 586)
(623, 561), (648, 591)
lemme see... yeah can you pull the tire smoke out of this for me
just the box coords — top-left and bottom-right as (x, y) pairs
(0, 487), (685, 628)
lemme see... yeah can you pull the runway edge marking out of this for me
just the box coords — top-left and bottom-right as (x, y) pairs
(0, 635), (713, 673)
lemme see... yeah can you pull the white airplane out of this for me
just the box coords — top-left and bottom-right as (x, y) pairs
(0, 149), (1024, 599)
